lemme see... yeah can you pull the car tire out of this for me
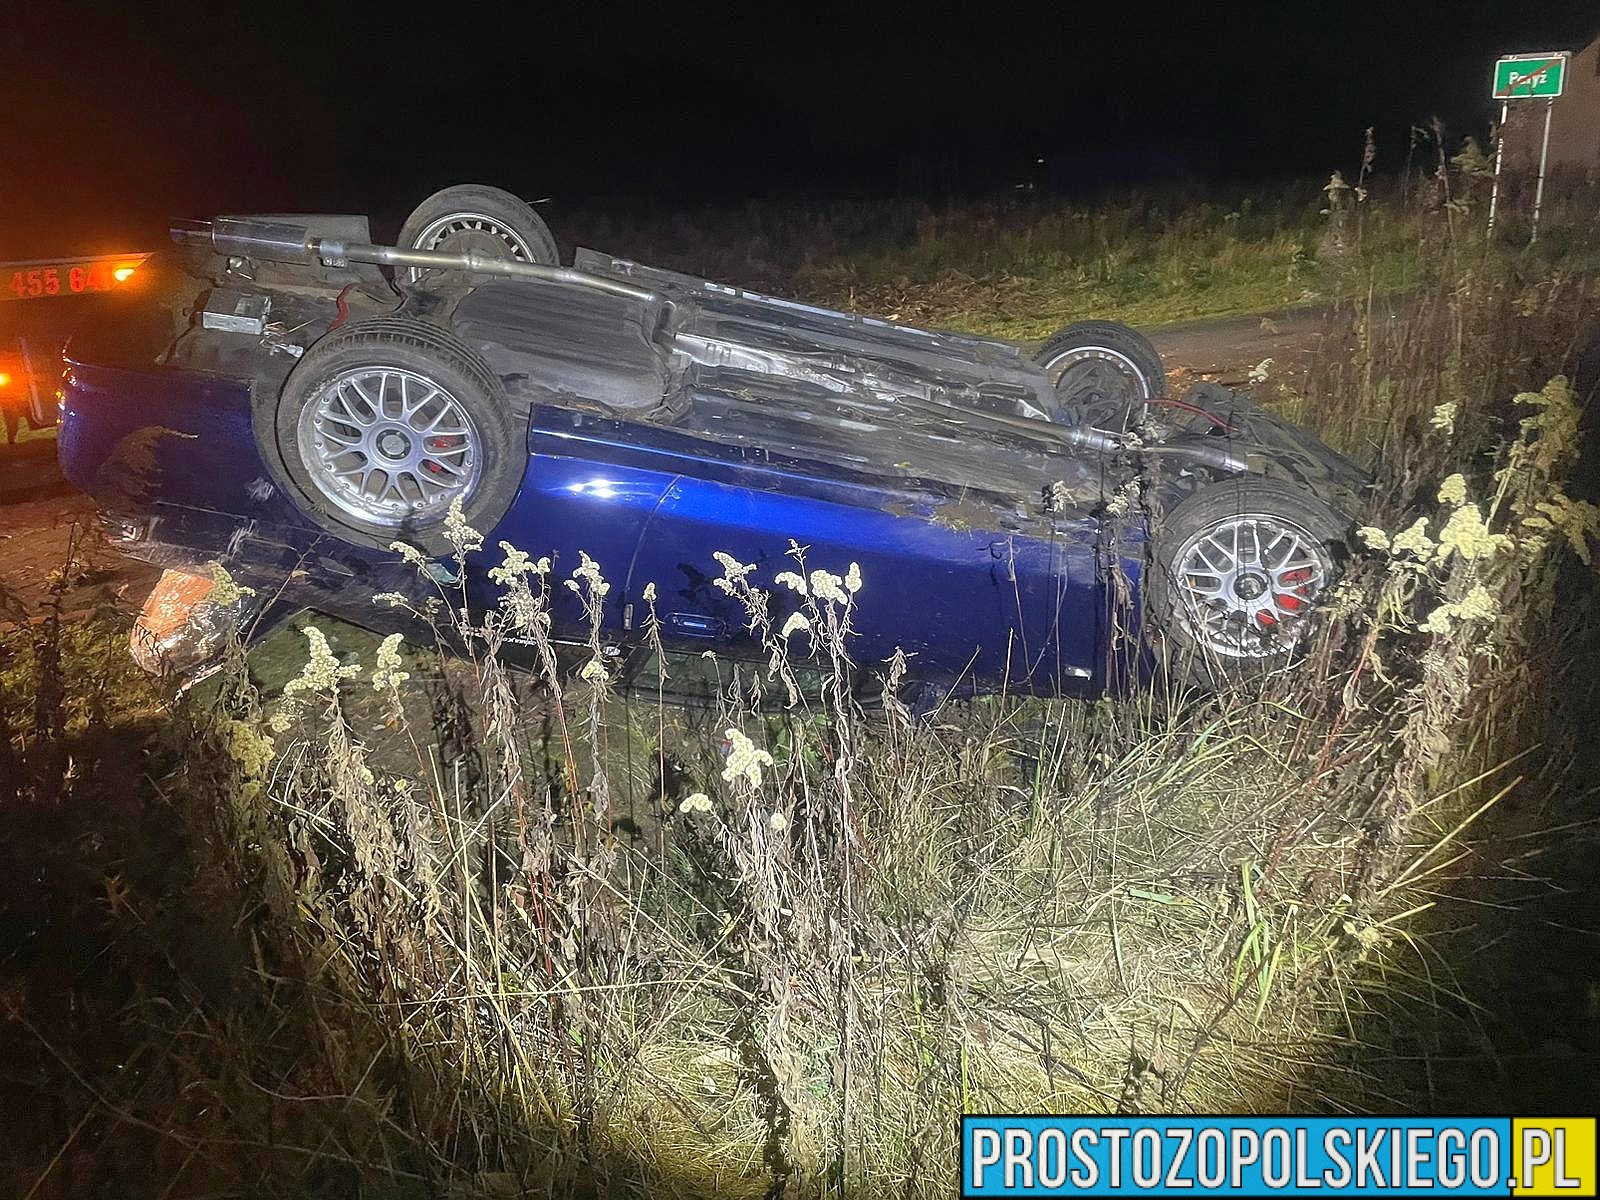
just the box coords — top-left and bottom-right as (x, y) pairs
(1145, 478), (1348, 684)
(262, 317), (520, 556)
(1034, 320), (1166, 427)
(396, 184), (559, 288)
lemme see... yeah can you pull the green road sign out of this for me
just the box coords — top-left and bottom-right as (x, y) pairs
(1493, 53), (1568, 99)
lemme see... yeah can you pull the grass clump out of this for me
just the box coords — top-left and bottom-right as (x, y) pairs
(568, 183), (1368, 338)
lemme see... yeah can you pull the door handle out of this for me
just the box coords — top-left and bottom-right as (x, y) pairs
(989, 538), (1018, 581)
(665, 611), (724, 638)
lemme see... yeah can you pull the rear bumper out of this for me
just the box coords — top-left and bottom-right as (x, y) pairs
(96, 511), (216, 575)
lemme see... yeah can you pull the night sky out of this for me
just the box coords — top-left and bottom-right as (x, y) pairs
(3, 1), (1597, 257)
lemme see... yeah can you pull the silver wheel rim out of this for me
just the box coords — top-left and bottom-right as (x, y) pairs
(1171, 513), (1330, 660)
(1043, 345), (1152, 419)
(298, 366), (481, 525)
(405, 211), (536, 284)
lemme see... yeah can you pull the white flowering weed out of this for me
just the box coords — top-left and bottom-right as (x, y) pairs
(809, 569), (848, 605)
(721, 728), (775, 790)
(371, 633), (409, 692)
(779, 611), (811, 640)
(443, 496), (484, 555)
(564, 552), (611, 600)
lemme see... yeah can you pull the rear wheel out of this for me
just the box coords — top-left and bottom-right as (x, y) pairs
(264, 318), (520, 555)
(396, 184), (558, 288)
(1034, 320), (1165, 428)
(1147, 479), (1347, 682)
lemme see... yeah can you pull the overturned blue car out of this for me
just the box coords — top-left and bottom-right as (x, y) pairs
(58, 184), (1366, 699)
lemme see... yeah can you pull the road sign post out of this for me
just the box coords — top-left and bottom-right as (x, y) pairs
(1489, 52), (1569, 244)
(1530, 96), (1554, 244)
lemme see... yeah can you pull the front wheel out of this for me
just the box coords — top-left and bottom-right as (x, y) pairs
(1146, 479), (1348, 683)
(262, 318), (520, 556)
(1034, 320), (1165, 428)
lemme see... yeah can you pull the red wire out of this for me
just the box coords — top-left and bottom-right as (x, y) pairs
(329, 282), (355, 332)
(1150, 396), (1235, 431)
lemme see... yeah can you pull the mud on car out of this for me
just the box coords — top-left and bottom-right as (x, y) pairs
(58, 185), (1366, 697)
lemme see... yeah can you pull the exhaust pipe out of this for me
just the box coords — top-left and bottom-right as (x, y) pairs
(316, 239), (660, 303)
(1049, 424), (1253, 475)
(171, 217), (316, 262)
(170, 219), (660, 304)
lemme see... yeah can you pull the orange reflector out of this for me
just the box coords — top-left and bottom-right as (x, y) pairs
(131, 569), (216, 674)
(0, 371), (10, 388)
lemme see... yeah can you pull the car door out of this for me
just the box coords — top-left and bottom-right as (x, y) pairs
(624, 462), (1103, 693)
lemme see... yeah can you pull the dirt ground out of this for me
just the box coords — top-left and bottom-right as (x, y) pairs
(1149, 303), (1333, 385)
(0, 489), (159, 615)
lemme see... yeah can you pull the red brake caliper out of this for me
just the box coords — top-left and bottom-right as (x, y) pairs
(422, 435), (461, 474)
(1263, 567), (1315, 625)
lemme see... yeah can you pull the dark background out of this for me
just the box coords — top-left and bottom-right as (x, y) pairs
(2, 1), (1597, 257)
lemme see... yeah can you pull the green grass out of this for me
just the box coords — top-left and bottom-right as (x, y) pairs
(565, 175), (1600, 341)
(566, 182), (1432, 340)
(795, 193), (1360, 338)
(10, 422), (57, 445)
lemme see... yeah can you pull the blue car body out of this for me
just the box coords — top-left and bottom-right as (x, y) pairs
(60, 363), (1116, 694)
(57, 217), (1363, 698)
